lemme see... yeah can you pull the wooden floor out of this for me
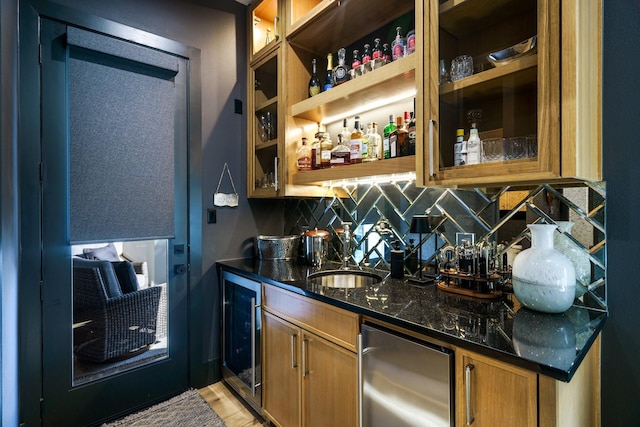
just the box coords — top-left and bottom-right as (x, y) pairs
(199, 381), (266, 427)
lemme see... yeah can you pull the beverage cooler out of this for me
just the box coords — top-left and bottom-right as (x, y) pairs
(222, 270), (262, 414)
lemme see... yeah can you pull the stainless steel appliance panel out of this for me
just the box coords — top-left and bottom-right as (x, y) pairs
(222, 270), (262, 414)
(360, 324), (453, 427)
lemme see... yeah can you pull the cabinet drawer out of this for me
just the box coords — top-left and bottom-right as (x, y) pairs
(263, 284), (359, 351)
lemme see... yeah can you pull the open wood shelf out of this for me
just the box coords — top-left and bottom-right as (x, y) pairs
(291, 55), (416, 123)
(291, 156), (415, 185)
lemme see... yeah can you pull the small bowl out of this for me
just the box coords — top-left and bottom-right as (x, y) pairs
(487, 35), (537, 67)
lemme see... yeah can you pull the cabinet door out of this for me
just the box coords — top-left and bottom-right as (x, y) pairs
(420, 0), (601, 187)
(456, 350), (537, 427)
(301, 330), (357, 427)
(248, 49), (282, 198)
(263, 311), (301, 427)
(250, 0), (282, 61)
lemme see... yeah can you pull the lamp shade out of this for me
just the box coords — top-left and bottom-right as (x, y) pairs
(410, 215), (432, 234)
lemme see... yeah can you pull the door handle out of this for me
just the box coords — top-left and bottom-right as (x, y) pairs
(465, 364), (475, 425)
(290, 333), (298, 369)
(301, 338), (308, 377)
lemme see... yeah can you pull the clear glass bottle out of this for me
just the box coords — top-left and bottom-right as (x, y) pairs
(391, 27), (404, 61)
(334, 47), (350, 85)
(364, 122), (381, 161)
(350, 116), (364, 163)
(362, 123), (371, 161)
(340, 118), (351, 149)
(296, 137), (312, 171)
(330, 134), (351, 166)
(320, 132), (333, 169)
(308, 58), (321, 97)
(311, 124), (322, 170)
(406, 29), (416, 55)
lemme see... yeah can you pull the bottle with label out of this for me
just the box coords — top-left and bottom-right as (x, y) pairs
(364, 122), (381, 161)
(408, 107), (416, 155)
(382, 43), (392, 63)
(308, 58), (321, 97)
(362, 123), (371, 160)
(320, 132), (333, 168)
(340, 118), (351, 149)
(296, 137), (312, 171)
(324, 53), (334, 91)
(330, 134), (351, 166)
(383, 115), (396, 159)
(392, 27), (404, 61)
(350, 116), (364, 163)
(334, 48), (350, 85)
(372, 38), (383, 68)
(466, 124), (481, 165)
(406, 29), (416, 55)
(311, 124), (322, 169)
(454, 128), (464, 166)
(395, 115), (409, 157)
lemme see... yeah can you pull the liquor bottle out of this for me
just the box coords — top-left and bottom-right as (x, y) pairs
(466, 124), (481, 165)
(330, 134), (351, 166)
(395, 115), (409, 157)
(364, 122), (381, 161)
(324, 53), (334, 91)
(296, 137), (312, 171)
(308, 58), (321, 97)
(311, 123), (322, 169)
(408, 107), (416, 155)
(350, 116), (364, 163)
(454, 128), (464, 166)
(340, 118), (351, 149)
(334, 48), (350, 85)
(392, 27), (404, 61)
(372, 38), (382, 60)
(382, 43), (392, 63)
(362, 43), (371, 64)
(352, 49), (361, 69)
(320, 132), (333, 168)
(362, 123), (371, 160)
(383, 115), (396, 159)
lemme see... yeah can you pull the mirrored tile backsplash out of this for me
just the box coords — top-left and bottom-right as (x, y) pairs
(284, 181), (606, 311)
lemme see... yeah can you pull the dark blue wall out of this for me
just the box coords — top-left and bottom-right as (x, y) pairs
(602, 1), (640, 424)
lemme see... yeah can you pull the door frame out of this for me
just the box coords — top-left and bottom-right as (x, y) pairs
(18, 0), (202, 424)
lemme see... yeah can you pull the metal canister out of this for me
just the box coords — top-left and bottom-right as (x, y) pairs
(303, 229), (329, 267)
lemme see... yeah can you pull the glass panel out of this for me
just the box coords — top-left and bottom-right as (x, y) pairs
(252, 0), (279, 56)
(438, 0), (538, 168)
(224, 282), (258, 388)
(72, 239), (168, 386)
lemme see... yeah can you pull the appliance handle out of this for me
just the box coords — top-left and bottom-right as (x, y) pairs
(429, 119), (436, 178)
(465, 364), (475, 425)
(357, 333), (363, 427)
(290, 333), (298, 369)
(250, 297), (257, 397)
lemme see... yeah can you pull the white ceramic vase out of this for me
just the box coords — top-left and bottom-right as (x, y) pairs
(554, 221), (590, 298)
(512, 224), (576, 313)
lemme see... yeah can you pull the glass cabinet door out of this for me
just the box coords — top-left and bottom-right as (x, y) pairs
(251, 0), (281, 60)
(248, 50), (281, 198)
(423, 0), (560, 187)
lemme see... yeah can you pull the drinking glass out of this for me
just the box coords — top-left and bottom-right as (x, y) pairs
(450, 55), (474, 81)
(505, 137), (528, 159)
(526, 134), (538, 158)
(481, 138), (504, 163)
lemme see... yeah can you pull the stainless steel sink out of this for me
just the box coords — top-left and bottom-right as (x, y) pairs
(307, 270), (383, 289)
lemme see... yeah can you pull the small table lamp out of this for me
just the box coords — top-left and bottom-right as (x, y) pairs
(408, 215), (434, 284)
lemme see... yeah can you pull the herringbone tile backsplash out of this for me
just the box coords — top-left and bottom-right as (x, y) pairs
(284, 181), (606, 310)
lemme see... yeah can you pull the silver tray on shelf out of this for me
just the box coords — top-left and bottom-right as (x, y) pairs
(487, 35), (537, 67)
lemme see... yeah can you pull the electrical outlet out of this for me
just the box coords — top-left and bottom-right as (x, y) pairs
(207, 208), (217, 224)
(234, 99), (243, 114)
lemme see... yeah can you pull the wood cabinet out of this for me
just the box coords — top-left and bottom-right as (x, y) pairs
(262, 284), (359, 426)
(247, 0), (420, 197)
(419, 0), (602, 187)
(455, 337), (601, 427)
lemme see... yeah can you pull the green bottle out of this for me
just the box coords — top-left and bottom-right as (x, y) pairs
(383, 115), (396, 159)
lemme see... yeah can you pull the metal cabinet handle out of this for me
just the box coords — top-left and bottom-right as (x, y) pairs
(301, 338), (308, 377)
(274, 157), (279, 192)
(290, 333), (298, 369)
(357, 334), (363, 427)
(465, 364), (475, 425)
(429, 119), (436, 178)
(273, 16), (279, 41)
(250, 297), (257, 397)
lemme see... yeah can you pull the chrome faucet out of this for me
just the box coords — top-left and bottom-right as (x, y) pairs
(341, 221), (352, 270)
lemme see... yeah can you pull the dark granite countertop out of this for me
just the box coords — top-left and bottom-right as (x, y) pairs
(217, 258), (607, 382)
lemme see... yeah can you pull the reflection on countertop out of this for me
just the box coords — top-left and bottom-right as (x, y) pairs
(218, 258), (606, 382)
